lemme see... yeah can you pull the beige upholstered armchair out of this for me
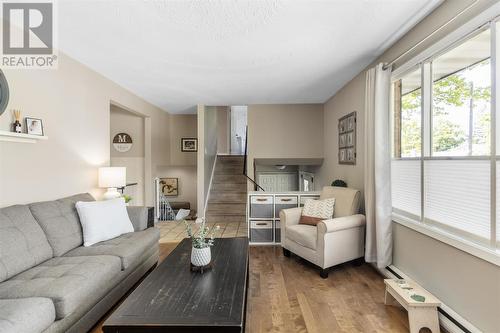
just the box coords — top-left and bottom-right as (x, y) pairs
(280, 186), (366, 278)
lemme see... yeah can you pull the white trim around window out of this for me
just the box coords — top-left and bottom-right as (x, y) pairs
(391, 3), (500, 266)
(392, 2), (500, 78)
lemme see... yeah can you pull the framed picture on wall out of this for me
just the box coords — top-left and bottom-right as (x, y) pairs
(346, 148), (355, 162)
(181, 138), (197, 152)
(339, 119), (346, 133)
(160, 178), (179, 196)
(339, 133), (347, 148)
(346, 132), (354, 146)
(339, 149), (346, 163)
(347, 116), (355, 131)
(338, 111), (356, 165)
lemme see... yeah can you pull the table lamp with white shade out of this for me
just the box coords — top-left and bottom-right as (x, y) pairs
(98, 167), (126, 200)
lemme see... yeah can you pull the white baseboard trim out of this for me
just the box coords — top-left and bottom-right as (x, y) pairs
(382, 265), (480, 333)
(203, 155), (218, 218)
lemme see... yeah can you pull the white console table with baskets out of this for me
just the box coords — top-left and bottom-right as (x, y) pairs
(247, 191), (321, 245)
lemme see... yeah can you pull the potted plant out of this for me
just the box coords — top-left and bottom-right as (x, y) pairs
(122, 195), (133, 206)
(185, 218), (220, 267)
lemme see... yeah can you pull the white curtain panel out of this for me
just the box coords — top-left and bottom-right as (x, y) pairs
(364, 63), (392, 268)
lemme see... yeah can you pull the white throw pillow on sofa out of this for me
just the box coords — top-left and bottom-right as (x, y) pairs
(75, 198), (134, 246)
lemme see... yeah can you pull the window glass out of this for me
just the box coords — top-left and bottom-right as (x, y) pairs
(431, 29), (491, 156)
(393, 67), (421, 157)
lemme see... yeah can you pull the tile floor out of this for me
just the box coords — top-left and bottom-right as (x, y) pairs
(158, 220), (248, 243)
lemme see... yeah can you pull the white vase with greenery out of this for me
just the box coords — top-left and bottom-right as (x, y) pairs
(185, 218), (220, 267)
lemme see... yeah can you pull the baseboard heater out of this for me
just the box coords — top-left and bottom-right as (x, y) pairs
(384, 266), (476, 333)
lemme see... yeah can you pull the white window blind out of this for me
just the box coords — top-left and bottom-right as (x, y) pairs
(391, 160), (420, 218)
(424, 160), (490, 242)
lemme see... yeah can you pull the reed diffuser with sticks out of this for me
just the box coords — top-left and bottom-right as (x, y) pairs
(12, 109), (22, 133)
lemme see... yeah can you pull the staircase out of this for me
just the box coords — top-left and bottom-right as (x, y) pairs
(206, 155), (247, 224)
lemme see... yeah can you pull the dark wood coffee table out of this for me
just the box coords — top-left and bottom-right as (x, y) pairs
(103, 237), (249, 333)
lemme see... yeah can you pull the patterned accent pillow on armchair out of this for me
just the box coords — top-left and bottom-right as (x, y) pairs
(299, 198), (335, 226)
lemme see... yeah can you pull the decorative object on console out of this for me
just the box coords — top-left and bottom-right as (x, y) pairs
(181, 137), (197, 152)
(25, 117), (44, 136)
(12, 110), (21, 133)
(122, 194), (133, 205)
(160, 177), (178, 196)
(331, 179), (347, 187)
(99, 167), (126, 200)
(113, 132), (133, 152)
(299, 197), (335, 226)
(185, 217), (220, 270)
(394, 279), (426, 302)
(338, 111), (356, 165)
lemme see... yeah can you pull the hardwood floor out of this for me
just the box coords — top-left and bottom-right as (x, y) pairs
(91, 242), (412, 333)
(247, 246), (409, 333)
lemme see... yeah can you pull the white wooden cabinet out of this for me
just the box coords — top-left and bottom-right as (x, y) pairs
(247, 191), (320, 245)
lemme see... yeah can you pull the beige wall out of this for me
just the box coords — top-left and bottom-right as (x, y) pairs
(110, 105), (145, 205)
(156, 114), (198, 211)
(317, 1), (500, 331)
(157, 165), (197, 211)
(197, 105), (218, 215)
(247, 104), (323, 187)
(111, 156), (144, 206)
(216, 106), (230, 155)
(169, 114), (197, 166)
(110, 105), (145, 158)
(316, 76), (365, 197)
(0, 49), (170, 207)
(393, 224), (500, 332)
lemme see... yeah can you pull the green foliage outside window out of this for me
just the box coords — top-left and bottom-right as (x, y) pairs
(400, 59), (491, 156)
(401, 89), (421, 157)
(432, 60), (490, 154)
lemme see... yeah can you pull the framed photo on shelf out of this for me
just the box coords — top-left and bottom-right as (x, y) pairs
(181, 138), (197, 152)
(338, 111), (356, 165)
(25, 117), (44, 136)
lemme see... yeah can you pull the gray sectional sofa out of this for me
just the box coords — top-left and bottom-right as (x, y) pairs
(0, 193), (160, 333)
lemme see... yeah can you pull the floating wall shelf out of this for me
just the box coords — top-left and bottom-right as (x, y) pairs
(0, 130), (48, 143)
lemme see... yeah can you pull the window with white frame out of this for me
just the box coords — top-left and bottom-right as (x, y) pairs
(391, 21), (499, 254)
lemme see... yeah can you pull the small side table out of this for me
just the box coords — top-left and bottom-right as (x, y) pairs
(384, 279), (441, 333)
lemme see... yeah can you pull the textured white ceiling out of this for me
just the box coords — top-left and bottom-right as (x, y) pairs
(58, 0), (442, 113)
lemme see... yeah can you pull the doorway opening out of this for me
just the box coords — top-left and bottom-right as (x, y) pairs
(230, 105), (247, 155)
